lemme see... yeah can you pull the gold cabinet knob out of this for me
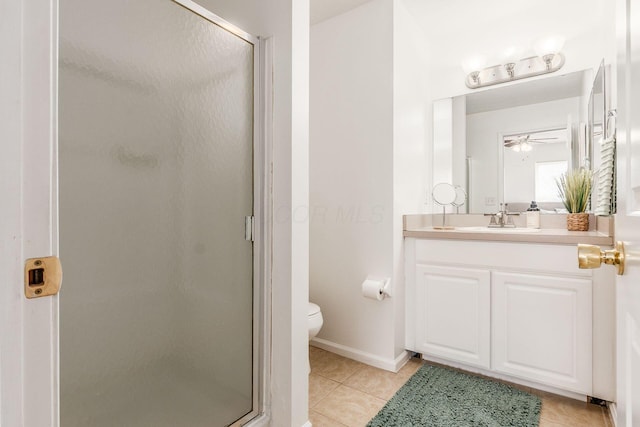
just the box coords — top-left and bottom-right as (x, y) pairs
(578, 241), (625, 275)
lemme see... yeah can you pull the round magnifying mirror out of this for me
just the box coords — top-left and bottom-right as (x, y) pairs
(452, 185), (467, 207)
(432, 183), (457, 206)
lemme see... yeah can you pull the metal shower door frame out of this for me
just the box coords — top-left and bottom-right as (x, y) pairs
(171, 2), (272, 425)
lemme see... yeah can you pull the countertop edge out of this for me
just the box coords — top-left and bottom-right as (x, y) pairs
(403, 230), (614, 246)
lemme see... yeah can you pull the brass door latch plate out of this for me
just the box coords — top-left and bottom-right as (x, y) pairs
(24, 256), (62, 298)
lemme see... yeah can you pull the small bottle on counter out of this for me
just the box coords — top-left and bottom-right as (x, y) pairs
(526, 201), (540, 229)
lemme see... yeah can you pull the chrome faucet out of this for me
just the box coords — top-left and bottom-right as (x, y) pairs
(484, 203), (520, 228)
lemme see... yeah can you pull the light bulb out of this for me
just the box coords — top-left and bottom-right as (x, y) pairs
(534, 35), (566, 57)
(534, 35), (566, 70)
(461, 55), (488, 75)
(501, 46), (524, 64)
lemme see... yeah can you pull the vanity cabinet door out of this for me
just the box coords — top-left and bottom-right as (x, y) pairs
(492, 272), (592, 394)
(414, 265), (491, 369)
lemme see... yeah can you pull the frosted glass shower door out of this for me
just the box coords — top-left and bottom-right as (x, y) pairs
(59, 1), (257, 426)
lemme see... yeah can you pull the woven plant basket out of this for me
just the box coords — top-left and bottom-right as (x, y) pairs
(567, 213), (589, 231)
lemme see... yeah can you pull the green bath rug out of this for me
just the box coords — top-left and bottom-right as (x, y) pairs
(367, 364), (541, 427)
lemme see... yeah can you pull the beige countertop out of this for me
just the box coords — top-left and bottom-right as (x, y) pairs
(403, 214), (614, 246)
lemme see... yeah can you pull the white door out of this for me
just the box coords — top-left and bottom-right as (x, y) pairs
(0, 1), (59, 426)
(615, 0), (640, 425)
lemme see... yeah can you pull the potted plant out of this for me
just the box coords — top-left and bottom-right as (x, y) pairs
(556, 168), (593, 231)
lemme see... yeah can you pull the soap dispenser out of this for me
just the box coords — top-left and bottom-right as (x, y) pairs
(526, 201), (540, 229)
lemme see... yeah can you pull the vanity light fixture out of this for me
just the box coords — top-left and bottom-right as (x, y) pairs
(463, 36), (566, 89)
(534, 35), (566, 70)
(461, 55), (489, 85)
(501, 46), (523, 79)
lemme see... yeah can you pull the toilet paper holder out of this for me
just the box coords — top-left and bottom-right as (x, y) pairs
(362, 276), (392, 300)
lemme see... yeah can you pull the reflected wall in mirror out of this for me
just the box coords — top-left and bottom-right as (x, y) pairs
(589, 61), (606, 161)
(588, 61), (616, 215)
(588, 61), (615, 214)
(433, 68), (594, 214)
(502, 127), (571, 212)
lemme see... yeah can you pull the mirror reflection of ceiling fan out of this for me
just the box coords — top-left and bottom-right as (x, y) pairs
(504, 134), (559, 152)
(503, 128), (568, 152)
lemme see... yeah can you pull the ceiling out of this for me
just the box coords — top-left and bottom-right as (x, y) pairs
(309, 0), (556, 32)
(310, 0), (373, 25)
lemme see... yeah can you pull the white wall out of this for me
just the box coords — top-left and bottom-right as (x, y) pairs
(431, 94), (467, 213)
(432, 98), (454, 186)
(503, 142), (572, 205)
(451, 95), (467, 210)
(310, 0), (427, 368)
(310, 0), (396, 364)
(409, 0), (616, 101)
(392, 0), (429, 357)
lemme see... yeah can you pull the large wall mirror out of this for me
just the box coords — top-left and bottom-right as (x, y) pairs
(433, 68), (599, 214)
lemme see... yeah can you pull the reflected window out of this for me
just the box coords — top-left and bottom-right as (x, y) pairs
(535, 160), (568, 202)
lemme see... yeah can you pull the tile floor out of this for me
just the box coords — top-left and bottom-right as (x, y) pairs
(308, 346), (613, 427)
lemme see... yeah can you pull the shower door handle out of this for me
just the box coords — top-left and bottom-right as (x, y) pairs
(245, 216), (254, 242)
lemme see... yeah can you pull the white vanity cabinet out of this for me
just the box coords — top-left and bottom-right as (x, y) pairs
(414, 265), (491, 369)
(492, 272), (592, 393)
(405, 237), (611, 398)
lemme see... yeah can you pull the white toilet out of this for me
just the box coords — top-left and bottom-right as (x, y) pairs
(308, 302), (323, 340)
(308, 302), (323, 373)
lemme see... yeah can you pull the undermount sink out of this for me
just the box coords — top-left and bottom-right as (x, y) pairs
(455, 226), (542, 233)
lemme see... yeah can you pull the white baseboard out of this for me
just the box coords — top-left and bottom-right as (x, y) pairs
(310, 337), (411, 372)
(608, 402), (617, 427)
(301, 422), (312, 427)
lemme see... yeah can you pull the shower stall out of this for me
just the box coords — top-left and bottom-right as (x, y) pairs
(58, 0), (265, 425)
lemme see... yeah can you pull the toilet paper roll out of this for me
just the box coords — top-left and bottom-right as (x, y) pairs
(362, 278), (386, 301)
